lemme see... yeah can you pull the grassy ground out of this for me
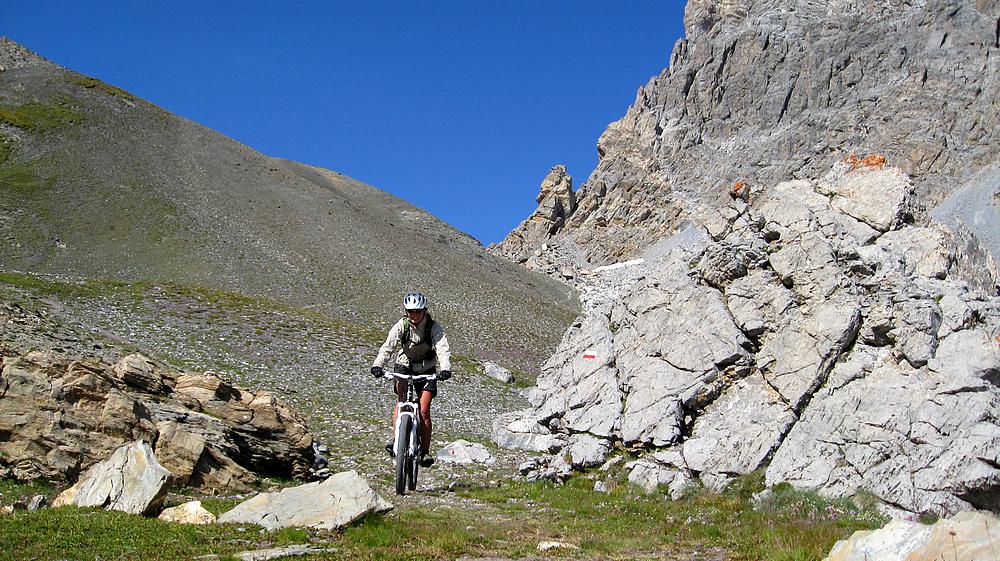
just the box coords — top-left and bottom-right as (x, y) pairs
(0, 474), (886, 561)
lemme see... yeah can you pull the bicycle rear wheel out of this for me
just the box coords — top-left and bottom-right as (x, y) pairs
(394, 416), (412, 495)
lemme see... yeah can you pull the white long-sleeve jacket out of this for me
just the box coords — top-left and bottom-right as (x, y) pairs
(373, 316), (452, 374)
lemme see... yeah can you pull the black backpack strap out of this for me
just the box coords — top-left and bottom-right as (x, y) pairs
(425, 315), (437, 359)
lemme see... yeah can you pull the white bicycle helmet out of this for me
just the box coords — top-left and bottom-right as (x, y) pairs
(403, 291), (428, 310)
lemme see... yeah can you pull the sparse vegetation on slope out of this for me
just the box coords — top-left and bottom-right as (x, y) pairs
(66, 73), (140, 103)
(0, 101), (81, 132)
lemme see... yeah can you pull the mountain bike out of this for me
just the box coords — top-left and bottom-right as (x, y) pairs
(385, 371), (436, 495)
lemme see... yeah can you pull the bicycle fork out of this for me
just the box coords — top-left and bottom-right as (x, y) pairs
(393, 402), (420, 457)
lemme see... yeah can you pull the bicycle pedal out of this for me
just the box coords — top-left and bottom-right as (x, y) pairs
(384, 442), (395, 457)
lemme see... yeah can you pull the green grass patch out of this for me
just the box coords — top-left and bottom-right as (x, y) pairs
(0, 472), (888, 561)
(0, 138), (10, 166)
(338, 509), (487, 560)
(66, 73), (140, 103)
(0, 271), (127, 299)
(0, 102), (82, 132)
(0, 160), (50, 195)
(457, 474), (888, 561)
(0, 506), (311, 561)
(0, 479), (56, 503)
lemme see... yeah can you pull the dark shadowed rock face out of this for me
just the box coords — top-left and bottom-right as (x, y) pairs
(492, 0), (1000, 268)
(0, 350), (314, 491)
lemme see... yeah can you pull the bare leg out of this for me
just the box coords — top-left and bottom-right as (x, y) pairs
(419, 391), (433, 454)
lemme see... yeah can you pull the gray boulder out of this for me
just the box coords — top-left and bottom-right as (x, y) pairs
(437, 440), (496, 465)
(235, 545), (338, 561)
(218, 470), (392, 530)
(564, 434), (611, 468)
(626, 457), (694, 499)
(766, 336), (1000, 516)
(482, 361), (515, 384)
(511, 160), (1000, 517)
(52, 440), (172, 516)
(817, 163), (915, 233)
(682, 375), (796, 491)
(527, 315), (622, 438)
(492, 410), (566, 453)
(158, 500), (216, 524)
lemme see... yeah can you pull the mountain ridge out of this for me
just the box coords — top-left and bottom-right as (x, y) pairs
(0, 37), (576, 373)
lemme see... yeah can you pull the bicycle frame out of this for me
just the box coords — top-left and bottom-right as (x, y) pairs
(387, 372), (436, 494)
(389, 373), (435, 452)
(393, 400), (420, 458)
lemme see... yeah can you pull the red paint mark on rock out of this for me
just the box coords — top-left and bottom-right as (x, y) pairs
(583, 354), (596, 359)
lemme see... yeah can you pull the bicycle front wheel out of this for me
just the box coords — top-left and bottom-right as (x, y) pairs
(394, 416), (412, 495)
(407, 430), (419, 491)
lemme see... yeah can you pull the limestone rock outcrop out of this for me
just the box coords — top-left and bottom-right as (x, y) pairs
(499, 162), (1000, 517)
(490, 0), (1000, 271)
(490, 165), (577, 267)
(0, 351), (314, 491)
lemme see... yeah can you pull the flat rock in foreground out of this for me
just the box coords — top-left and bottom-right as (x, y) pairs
(824, 510), (1000, 561)
(218, 470), (392, 530)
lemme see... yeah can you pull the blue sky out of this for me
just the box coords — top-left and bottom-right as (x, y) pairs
(4, 2), (686, 244)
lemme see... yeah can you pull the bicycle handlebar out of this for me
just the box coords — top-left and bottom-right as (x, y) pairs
(384, 372), (438, 382)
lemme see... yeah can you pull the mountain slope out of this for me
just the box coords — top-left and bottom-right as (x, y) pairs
(0, 38), (575, 373)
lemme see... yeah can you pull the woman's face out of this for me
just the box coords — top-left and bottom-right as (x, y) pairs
(406, 309), (426, 324)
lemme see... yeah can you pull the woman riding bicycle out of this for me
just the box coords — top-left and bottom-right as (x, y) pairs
(370, 291), (452, 467)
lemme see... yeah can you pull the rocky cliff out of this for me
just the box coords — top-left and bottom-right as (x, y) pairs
(499, 160), (1000, 517)
(491, 0), (1000, 271)
(492, 0), (1000, 518)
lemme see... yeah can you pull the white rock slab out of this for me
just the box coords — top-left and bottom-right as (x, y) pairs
(53, 440), (172, 516)
(824, 511), (1000, 561)
(217, 470), (392, 530)
(437, 440), (496, 465)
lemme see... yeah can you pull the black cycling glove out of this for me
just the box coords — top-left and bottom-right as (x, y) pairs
(370, 366), (384, 378)
(437, 370), (452, 381)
